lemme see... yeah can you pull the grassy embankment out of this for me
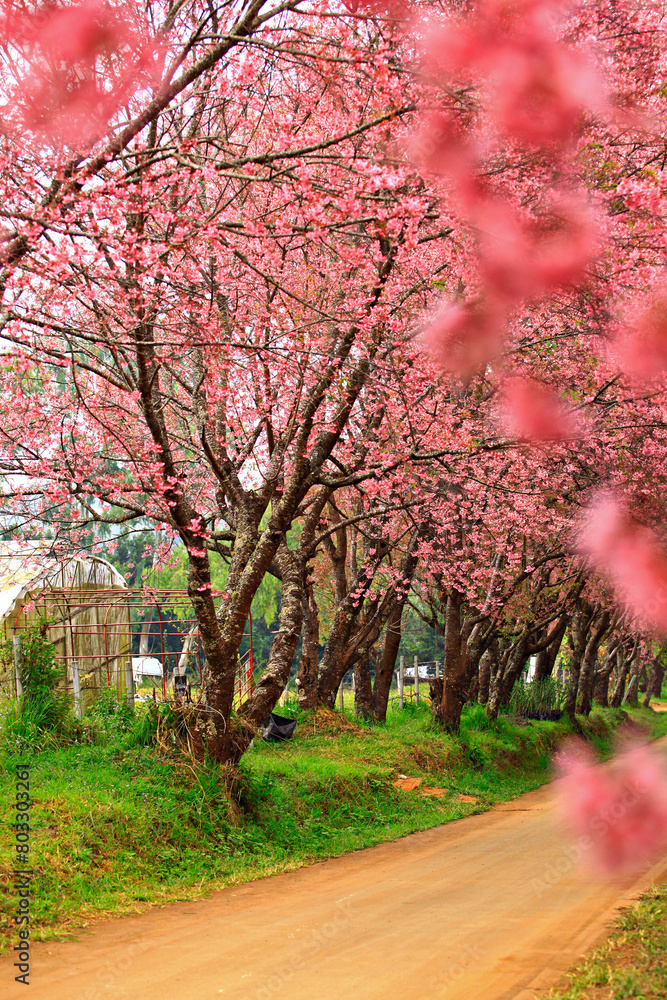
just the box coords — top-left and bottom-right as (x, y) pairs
(1, 697), (666, 953)
(541, 884), (667, 1000)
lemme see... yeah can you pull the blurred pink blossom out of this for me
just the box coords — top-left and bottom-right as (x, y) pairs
(409, 110), (476, 182)
(422, 297), (505, 377)
(416, 0), (603, 147)
(577, 493), (667, 633)
(416, 18), (480, 79)
(499, 376), (579, 441)
(475, 196), (598, 301)
(489, 44), (603, 145)
(613, 292), (667, 380)
(3, 0), (162, 147)
(556, 739), (667, 874)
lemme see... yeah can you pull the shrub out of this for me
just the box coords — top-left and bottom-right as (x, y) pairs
(0, 619), (72, 753)
(507, 676), (563, 720)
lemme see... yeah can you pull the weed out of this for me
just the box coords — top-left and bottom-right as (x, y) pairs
(0, 620), (72, 753)
(541, 884), (667, 999)
(508, 676), (564, 719)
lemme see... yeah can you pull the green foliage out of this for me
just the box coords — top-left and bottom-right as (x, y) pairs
(16, 619), (62, 709)
(0, 620), (71, 753)
(508, 677), (564, 719)
(86, 689), (136, 738)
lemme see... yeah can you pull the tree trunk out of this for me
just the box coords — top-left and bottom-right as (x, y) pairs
(643, 654), (665, 708)
(478, 648), (492, 705)
(429, 676), (443, 719)
(576, 611), (610, 716)
(564, 601), (594, 723)
(231, 546), (306, 761)
(371, 599), (403, 723)
(486, 639), (507, 721)
(354, 653), (373, 720)
(316, 554), (384, 707)
(370, 531), (420, 723)
(610, 646), (630, 708)
(622, 650), (642, 707)
(437, 589), (468, 732)
(499, 635), (530, 707)
(593, 642), (618, 706)
(534, 617), (567, 681)
(296, 580), (319, 708)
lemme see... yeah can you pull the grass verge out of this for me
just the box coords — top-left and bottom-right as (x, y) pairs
(541, 882), (667, 999)
(1, 700), (665, 953)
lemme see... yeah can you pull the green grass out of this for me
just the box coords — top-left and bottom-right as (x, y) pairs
(541, 883), (667, 999)
(1, 699), (666, 953)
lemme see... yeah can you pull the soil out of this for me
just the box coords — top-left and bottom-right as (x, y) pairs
(3, 737), (666, 1000)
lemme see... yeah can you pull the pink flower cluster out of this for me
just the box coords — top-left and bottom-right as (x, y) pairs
(498, 376), (579, 442)
(556, 739), (667, 875)
(612, 288), (667, 380)
(577, 493), (667, 633)
(1, 0), (161, 147)
(409, 0), (603, 443)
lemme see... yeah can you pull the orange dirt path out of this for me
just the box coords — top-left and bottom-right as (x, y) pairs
(3, 738), (666, 1000)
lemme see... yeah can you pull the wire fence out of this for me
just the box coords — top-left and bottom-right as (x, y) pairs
(3, 588), (253, 716)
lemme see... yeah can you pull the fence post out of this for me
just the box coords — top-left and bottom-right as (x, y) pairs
(72, 660), (83, 720)
(414, 654), (419, 706)
(12, 637), (23, 700)
(435, 660), (441, 680)
(124, 658), (134, 709)
(398, 655), (404, 709)
(338, 681), (344, 712)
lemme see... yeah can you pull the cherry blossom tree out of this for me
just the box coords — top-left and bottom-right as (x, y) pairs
(2, 0), (667, 765)
(0, 0), (459, 760)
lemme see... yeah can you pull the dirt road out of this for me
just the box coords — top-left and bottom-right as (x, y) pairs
(3, 741), (666, 1000)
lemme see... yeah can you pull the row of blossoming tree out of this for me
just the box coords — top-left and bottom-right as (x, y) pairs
(0, 0), (666, 764)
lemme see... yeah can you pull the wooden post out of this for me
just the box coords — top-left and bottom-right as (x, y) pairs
(12, 637), (23, 700)
(124, 658), (134, 709)
(414, 654), (419, 706)
(435, 660), (441, 680)
(338, 681), (344, 712)
(72, 660), (83, 720)
(398, 656), (404, 709)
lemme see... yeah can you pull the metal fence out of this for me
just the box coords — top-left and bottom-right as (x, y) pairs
(6, 588), (253, 716)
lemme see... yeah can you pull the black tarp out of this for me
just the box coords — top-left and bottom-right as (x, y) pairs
(260, 712), (298, 742)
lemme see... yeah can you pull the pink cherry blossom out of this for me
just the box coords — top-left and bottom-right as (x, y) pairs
(556, 739), (667, 875)
(498, 377), (579, 441)
(409, 110), (475, 182)
(421, 297), (505, 377)
(489, 43), (603, 145)
(613, 292), (667, 380)
(2, 0), (161, 147)
(343, 0), (410, 19)
(475, 196), (598, 302)
(577, 493), (667, 633)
